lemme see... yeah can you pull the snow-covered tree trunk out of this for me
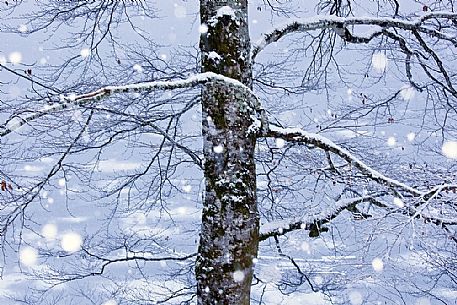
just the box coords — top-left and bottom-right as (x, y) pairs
(196, 0), (259, 304)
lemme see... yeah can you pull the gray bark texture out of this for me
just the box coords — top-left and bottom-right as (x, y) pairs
(196, 0), (259, 304)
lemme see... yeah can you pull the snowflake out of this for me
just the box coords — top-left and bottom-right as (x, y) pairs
(400, 85), (416, 101)
(133, 64), (143, 73)
(387, 136), (396, 147)
(61, 232), (82, 252)
(371, 257), (384, 272)
(42, 223), (58, 240)
(407, 132), (416, 142)
(276, 138), (285, 149)
(9, 51), (22, 65)
(233, 270), (245, 282)
(371, 52), (388, 72)
(80, 48), (91, 58)
(58, 178), (66, 187)
(213, 145), (224, 154)
(176, 206), (187, 215)
(199, 24), (208, 34)
(20, 246), (38, 266)
(393, 197), (404, 208)
(442, 141), (457, 159)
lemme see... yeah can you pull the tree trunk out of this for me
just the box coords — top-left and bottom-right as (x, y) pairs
(196, 0), (259, 304)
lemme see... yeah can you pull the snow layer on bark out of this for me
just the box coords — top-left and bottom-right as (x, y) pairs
(259, 196), (372, 236)
(0, 72), (256, 137)
(216, 6), (236, 19)
(252, 12), (457, 58)
(269, 125), (421, 195)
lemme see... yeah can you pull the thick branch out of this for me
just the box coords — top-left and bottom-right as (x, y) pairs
(266, 125), (422, 196)
(252, 12), (457, 60)
(261, 125), (457, 240)
(0, 72), (256, 137)
(259, 196), (375, 241)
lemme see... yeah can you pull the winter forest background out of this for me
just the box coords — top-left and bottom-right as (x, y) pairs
(1, 0), (457, 304)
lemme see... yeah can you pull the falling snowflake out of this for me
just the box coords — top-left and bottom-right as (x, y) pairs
(80, 48), (91, 58)
(58, 178), (66, 187)
(233, 270), (245, 282)
(393, 197), (404, 208)
(61, 232), (82, 252)
(19, 246), (38, 266)
(276, 138), (285, 149)
(176, 206), (187, 215)
(442, 141), (457, 159)
(42, 223), (58, 240)
(182, 184), (192, 193)
(407, 132), (416, 142)
(0, 55), (6, 65)
(371, 52), (388, 72)
(9, 51), (22, 65)
(199, 23), (208, 34)
(371, 257), (384, 272)
(400, 85), (416, 101)
(102, 300), (118, 305)
(213, 145), (224, 154)
(387, 136), (396, 147)
(133, 64), (143, 73)
(68, 93), (77, 101)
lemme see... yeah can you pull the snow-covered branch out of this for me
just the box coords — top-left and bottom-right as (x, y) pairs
(266, 125), (457, 200)
(266, 125), (422, 196)
(0, 72), (256, 137)
(252, 12), (457, 60)
(259, 125), (457, 241)
(260, 192), (457, 241)
(259, 196), (375, 241)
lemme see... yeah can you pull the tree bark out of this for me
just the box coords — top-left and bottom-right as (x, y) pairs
(196, 0), (259, 304)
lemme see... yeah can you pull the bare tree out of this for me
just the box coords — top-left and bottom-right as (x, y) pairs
(1, 0), (457, 304)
